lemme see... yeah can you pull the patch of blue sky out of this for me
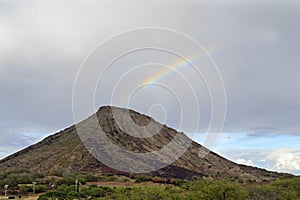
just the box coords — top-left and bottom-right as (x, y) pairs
(214, 132), (300, 150)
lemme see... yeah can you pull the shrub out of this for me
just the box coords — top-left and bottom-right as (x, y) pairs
(19, 185), (31, 193)
(37, 191), (71, 200)
(35, 185), (47, 193)
(84, 173), (99, 182)
(172, 179), (188, 187)
(56, 177), (75, 186)
(134, 175), (150, 183)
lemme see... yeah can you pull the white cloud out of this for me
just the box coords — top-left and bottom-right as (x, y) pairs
(218, 147), (300, 175)
(266, 149), (300, 173)
(236, 158), (254, 166)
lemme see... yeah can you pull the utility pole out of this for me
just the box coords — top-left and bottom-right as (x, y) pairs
(32, 182), (37, 195)
(75, 180), (78, 192)
(79, 183), (82, 192)
(4, 185), (9, 199)
(77, 182), (82, 200)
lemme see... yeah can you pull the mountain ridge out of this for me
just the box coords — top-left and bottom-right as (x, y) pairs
(0, 106), (291, 181)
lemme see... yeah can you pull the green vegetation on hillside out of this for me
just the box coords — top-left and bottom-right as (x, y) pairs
(1, 170), (299, 200)
(33, 176), (299, 200)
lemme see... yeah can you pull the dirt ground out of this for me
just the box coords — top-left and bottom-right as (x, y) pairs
(85, 180), (163, 187)
(0, 195), (39, 200)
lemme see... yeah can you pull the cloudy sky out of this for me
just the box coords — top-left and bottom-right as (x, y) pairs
(1, 0), (300, 174)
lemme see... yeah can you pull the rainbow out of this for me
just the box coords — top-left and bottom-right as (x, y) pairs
(142, 52), (203, 89)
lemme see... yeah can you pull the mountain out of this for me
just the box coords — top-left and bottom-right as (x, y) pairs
(0, 106), (290, 181)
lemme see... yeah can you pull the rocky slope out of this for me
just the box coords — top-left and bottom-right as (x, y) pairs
(0, 106), (289, 180)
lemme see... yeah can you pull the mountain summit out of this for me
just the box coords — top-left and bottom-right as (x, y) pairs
(0, 106), (288, 180)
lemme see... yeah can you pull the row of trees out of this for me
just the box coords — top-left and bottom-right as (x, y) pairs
(37, 177), (300, 200)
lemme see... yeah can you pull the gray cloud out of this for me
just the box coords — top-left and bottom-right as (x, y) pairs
(0, 0), (299, 163)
